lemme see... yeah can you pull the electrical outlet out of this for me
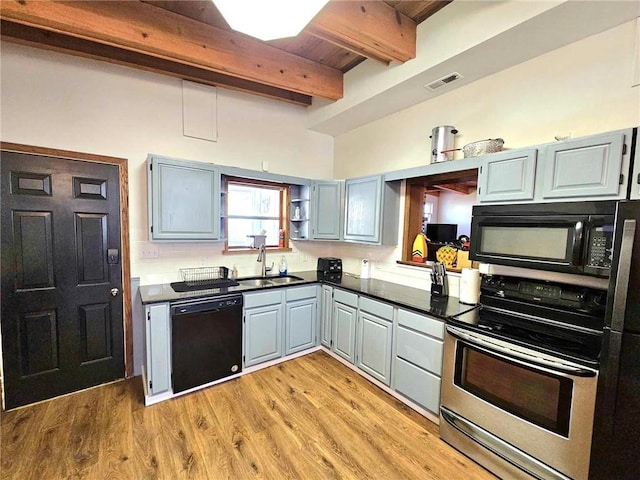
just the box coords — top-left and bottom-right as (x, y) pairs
(140, 244), (159, 259)
(302, 254), (308, 262)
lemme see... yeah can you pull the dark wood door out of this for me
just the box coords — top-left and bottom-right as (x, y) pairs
(1, 152), (124, 409)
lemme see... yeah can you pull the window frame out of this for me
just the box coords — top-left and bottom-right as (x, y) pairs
(222, 176), (291, 254)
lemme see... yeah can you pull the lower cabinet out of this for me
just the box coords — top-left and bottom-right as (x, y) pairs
(244, 286), (318, 368)
(356, 297), (393, 386)
(244, 290), (284, 367)
(320, 284), (333, 348)
(145, 302), (172, 396)
(284, 285), (318, 355)
(332, 289), (358, 363)
(391, 308), (444, 414)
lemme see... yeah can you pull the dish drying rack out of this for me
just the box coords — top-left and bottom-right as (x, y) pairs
(180, 266), (230, 287)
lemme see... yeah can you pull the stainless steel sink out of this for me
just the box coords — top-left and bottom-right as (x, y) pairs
(237, 275), (304, 288)
(268, 275), (304, 285)
(237, 278), (275, 287)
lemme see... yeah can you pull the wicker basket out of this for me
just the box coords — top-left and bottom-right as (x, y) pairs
(180, 266), (230, 287)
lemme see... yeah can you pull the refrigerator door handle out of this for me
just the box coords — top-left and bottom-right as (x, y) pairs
(611, 219), (636, 332)
(600, 219), (636, 435)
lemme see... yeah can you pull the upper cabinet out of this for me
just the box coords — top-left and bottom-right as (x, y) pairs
(477, 129), (633, 204)
(289, 184), (310, 241)
(343, 175), (400, 245)
(147, 155), (221, 240)
(477, 148), (537, 203)
(540, 131), (627, 200)
(311, 180), (343, 241)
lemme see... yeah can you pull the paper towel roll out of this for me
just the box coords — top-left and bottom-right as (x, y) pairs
(459, 268), (480, 305)
(360, 259), (371, 279)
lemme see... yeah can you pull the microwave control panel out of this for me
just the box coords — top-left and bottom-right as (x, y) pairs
(587, 225), (613, 269)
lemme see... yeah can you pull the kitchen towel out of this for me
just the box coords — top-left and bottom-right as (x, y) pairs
(459, 268), (480, 305)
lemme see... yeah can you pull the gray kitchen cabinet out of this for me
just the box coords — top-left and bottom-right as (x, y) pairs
(332, 289), (358, 363)
(243, 290), (284, 367)
(631, 136), (640, 200)
(540, 130), (628, 200)
(477, 148), (538, 203)
(147, 155), (221, 240)
(391, 308), (444, 414)
(145, 302), (171, 397)
(356, 297), (393, 386)
(320, 284), (333, 348)
(343, 175), (400, 245)
(284, 285), (318, 355)
(290, 184), (310, 241)
(311, 181), (343, 240)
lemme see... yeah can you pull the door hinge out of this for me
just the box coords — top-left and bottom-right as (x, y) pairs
(150, 163), (153, 171)
(479, 165), (482, 175)
(637, 173), (640, 185)
(620, 174), (624, 185)
(147, 312), (150, 320)
(478, 186), (481, 195)
(149, 381), (153, 389)
(243, 355), (245, 362)
(150, 226), (153, 233)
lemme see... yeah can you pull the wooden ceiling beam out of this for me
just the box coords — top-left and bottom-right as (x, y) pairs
(1, 20), (312, 106)
(308, 1), (416, 64)
(0, 0), (343, 100)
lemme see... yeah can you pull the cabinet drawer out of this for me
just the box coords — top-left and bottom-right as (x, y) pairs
(396, 325), (443, 376)
(397, 309), (444, 340)
(393, 357), (441, 414)
(334, 289), (358, 308)
(243, 290), (284, 309)
(285, 285), (317, 302)
(359, 296), (393, 321)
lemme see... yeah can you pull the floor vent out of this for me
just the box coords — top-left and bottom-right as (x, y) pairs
(424, 72), (463, 91)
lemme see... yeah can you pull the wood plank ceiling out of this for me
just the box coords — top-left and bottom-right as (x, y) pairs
(0, 0), (452, 106)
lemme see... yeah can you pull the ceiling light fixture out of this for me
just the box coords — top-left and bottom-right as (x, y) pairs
(213, 0), (330, 41)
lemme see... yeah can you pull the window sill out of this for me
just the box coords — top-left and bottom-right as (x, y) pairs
(223, 247), (293, 255)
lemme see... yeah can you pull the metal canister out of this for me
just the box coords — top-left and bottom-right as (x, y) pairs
(430, 125), (458, 163)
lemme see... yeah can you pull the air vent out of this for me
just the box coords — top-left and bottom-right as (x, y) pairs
(424, 72), (463, 91)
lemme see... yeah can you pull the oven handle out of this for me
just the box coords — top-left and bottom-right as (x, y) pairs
(446, 325), (597, 377)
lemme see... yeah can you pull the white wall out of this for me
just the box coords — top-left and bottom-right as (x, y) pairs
(0, 42), (335, 284)
(328, 20), (640, 291)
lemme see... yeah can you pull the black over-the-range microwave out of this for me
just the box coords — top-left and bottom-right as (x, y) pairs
(469, 201), (620, 277)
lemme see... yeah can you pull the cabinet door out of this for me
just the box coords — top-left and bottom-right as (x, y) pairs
(332, 301), (357, 363)
(146, 303), (171, 396)
(320, 285), (333, 348)
(311, 181), (342, 240)
(285, 299), (317, 355)
(244, 304), (283, 367)
(343, 175), (382, 243)
(540, 132), (626, 200)
(356, 312), (393, 385)
(477, 148), (538, 203)
(632, 137), (640, 200)
(148, 156), (220, 240)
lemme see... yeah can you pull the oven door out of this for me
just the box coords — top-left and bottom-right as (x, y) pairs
(440, 326), (598, 480)
(470, 215), (586, 274)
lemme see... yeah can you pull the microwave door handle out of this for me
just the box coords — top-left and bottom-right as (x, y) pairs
(598, 219), (636, 435)
(446, 325), (597, 377)
(572, 220), (584, 265)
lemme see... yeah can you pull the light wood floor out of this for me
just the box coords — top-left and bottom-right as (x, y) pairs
(1, 351), (497, 480)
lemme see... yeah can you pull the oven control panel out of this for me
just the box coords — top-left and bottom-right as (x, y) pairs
(586, 225), (613, 269)
(481, 275), (606, 311)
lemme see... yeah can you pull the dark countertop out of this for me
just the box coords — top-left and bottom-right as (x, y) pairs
(138, 270), (475, 320)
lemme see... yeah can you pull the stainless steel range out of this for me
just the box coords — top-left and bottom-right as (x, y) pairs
(440, 275), (605, 480)
(440, 199), (640, 480)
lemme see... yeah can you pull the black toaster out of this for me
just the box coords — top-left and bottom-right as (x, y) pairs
(317, 257), (342, 273)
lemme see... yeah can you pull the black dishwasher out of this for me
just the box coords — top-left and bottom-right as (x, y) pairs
(171, 294), (243, 394)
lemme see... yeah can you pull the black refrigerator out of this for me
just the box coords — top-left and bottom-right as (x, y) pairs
(589, 200), (640, 479)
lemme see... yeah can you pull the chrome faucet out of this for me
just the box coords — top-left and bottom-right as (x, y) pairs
(257, 244), (273, 277)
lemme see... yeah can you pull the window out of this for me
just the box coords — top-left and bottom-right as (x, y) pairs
(224, 177), (288, 250)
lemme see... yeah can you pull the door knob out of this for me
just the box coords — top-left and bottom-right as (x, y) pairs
(110, 288), (119, 297)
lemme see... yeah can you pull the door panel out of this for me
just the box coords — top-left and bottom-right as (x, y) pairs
(1, 151), (124, 409)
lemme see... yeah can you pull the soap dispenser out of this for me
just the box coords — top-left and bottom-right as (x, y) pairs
(278, 256), (288, 276)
